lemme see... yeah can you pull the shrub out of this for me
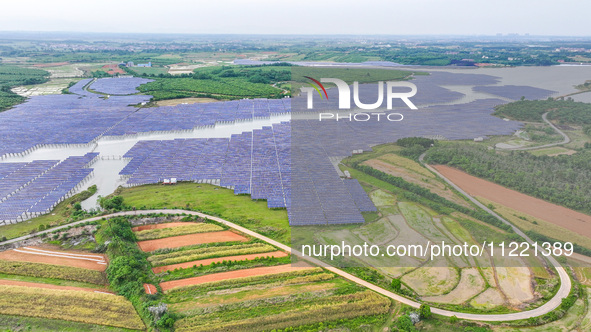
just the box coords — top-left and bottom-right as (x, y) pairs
(419, 304), (432, 319)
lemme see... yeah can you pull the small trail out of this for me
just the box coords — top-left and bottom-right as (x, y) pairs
(497, 112), (570, 151)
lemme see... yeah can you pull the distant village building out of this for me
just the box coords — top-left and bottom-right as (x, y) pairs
(122, 61), (152, 68)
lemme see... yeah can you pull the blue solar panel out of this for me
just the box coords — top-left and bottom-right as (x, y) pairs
(0, 153), (98, 223)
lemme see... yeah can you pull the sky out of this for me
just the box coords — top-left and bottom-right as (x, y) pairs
(0, 0), (588, 36)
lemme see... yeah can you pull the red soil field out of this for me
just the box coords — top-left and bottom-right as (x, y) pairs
(152, 251), (288, 274)
(0, 246), (107, 271)
(102, 64), (125, 75)
(159, 265), (314, 291)
(0, 279), (112, 294)
(143, 283), (157, 295)
(137, 231), (247, 252)
(433, 165), (591, 239)
(132, 222), (199, 232)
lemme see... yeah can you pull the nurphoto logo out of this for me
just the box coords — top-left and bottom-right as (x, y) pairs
(301, 77), (418, 122)
(301, 77), (418, 110)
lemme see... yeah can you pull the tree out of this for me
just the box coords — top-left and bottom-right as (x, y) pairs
(420, 304), (432, 319)
(98, 195), (124, 211)
(391, 278), (402, 292)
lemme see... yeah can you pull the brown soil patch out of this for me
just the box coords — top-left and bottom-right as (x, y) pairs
(0, 247), (107, 271)
(433, 165), (591, 239)
(152, 251), (288, 274)
(132, 222), (199, 232)
(0, 279), (112, 294)
(102, 64), (126, 75)
(143, 283), (157, 295)
(137, 231), (247, 252)
(470, 288), (506, 309)
(364, 159), (471, 208)
(574, 267), (591, 286)
(496, 266), (534, 305)
(423, 268), (485, 304)
(160, 265), (314, 292)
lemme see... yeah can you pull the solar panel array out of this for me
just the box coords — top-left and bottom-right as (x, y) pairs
(122, 124), (288, 207)
(0, 80), (150, 159)
(472, 85), (556, 100)
(0, 153), (98, 224)
(343, 179), (377, 212)
(104, 99), (290, 136)
(89, 77), (154, 95)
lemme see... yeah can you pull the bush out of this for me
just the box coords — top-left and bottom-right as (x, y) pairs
(397, 137), (434, 148)
(419, 304), (432, 319)
(99, 195), (124, 211)
(107, 218), (136, 242)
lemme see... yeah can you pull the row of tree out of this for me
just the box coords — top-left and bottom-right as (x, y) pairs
(425, 145), (591, 214)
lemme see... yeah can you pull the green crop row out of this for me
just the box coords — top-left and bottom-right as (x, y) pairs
(159, 256), (292, 281)
(0, 260), (107, 285)
(135, 223), (223, 241)
(148, 242), (275, 266)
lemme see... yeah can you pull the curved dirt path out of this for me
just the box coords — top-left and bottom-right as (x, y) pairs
(497, 112), (570, 151)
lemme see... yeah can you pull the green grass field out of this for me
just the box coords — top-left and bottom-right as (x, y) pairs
(118, 183), (290, 244)
(528, 146), (574, 156)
